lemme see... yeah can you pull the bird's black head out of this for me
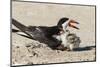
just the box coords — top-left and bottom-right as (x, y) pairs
(57, 17), (79, 32)
(57, 17), (69, 28)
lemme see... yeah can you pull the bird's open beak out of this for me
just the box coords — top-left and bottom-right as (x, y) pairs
(68, 20), (79, 29)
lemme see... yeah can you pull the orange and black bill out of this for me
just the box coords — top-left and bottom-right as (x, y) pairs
(68, 20), (79, 29)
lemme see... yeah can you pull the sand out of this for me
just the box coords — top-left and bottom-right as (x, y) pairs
(12, 1), (96, 66)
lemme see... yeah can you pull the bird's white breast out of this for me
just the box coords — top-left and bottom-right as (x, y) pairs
(60, 32), (69, 47)
(52, 31), (69, 47)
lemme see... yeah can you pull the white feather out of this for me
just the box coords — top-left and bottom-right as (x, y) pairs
(60, 31), (69, 47)
(52, 35), (61, 41)
(16, 32), (28, 36)
(62, 19), (70, 32)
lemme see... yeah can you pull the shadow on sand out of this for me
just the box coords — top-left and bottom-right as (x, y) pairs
(73, 46), (95, 51)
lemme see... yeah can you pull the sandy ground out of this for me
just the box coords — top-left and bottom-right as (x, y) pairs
(12, 1), (96, 66)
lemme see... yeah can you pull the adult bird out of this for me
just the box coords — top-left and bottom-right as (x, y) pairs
(12, 17), (79, 50)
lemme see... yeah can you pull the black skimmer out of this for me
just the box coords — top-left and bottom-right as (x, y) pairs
(66, 33), (81, 51)
(12, 17), (79, 50)
(56, 31), (81, 51)
(53, 17), (80, 50)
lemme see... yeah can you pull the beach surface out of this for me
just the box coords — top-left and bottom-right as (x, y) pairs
(12, 1), (96, 66)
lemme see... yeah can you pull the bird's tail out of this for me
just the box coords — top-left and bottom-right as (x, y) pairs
(12, 18), (33, 38)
